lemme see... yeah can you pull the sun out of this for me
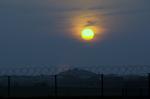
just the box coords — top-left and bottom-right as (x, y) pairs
(81, 28), (95, 41)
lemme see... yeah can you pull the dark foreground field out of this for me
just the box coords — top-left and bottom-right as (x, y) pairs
(0, 96), (150, 99)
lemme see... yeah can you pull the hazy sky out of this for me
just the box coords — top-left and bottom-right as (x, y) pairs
(0, 0), (150, 71)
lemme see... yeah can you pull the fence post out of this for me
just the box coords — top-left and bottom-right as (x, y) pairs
(122, 88), (127, 97)
(8, 76), (11, 97)
(148, 73), (150, 97)
(101, 74), (104, 97)
(54, 75), (58, 96)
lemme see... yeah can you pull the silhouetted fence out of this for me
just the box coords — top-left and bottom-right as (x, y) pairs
(0, 74), (149, 97)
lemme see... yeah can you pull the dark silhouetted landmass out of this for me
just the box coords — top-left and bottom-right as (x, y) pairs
(0, 68), (149, 98)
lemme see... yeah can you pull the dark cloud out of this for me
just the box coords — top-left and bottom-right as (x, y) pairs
(88, 6), (104, 10)
(103, 8), (150, 16)
(84, 20), (97, 27)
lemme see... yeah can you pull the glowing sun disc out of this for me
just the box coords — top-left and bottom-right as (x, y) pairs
(81, 28), (95, 41)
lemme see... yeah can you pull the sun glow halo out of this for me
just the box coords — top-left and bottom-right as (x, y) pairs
(81, 28), (95, 41)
